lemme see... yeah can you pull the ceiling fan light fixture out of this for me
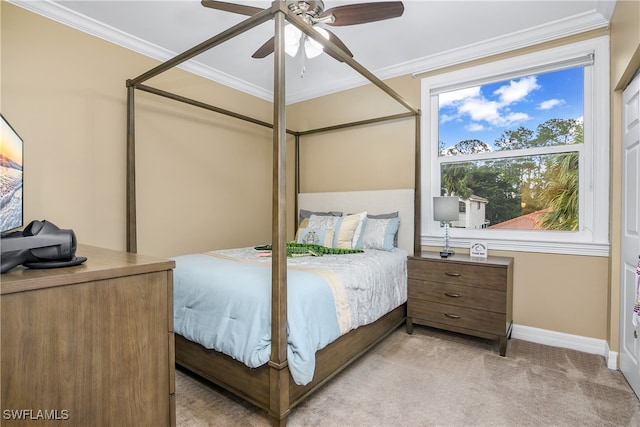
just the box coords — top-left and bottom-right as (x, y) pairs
(283, 23), (330, 59)
(284, 24), (302, 57)
(304, 27), (330, 58)
(205, 1), (405, 61)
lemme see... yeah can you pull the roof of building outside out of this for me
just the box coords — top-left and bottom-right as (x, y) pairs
(488, 208), (551, 230)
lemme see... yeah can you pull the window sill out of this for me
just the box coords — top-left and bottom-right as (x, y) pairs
(421, 236), (609, 257)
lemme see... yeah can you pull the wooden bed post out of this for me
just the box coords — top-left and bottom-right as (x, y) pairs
(294, 134), (300, 230)
(126, 81), (137, 253)
(269, 5), (289, 426)
(414, 114), (421, 256)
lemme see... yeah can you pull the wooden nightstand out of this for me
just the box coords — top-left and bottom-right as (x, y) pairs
(407, 252), (513, 356)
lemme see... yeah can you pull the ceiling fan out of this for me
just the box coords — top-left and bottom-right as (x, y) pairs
(201, 1), (405, 62)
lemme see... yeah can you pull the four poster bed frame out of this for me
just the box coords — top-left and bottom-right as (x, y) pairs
(125, 2), (421, 425)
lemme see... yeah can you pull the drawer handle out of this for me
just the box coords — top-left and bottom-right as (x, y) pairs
(444, 292), (461, 298)
(444, 272), (461, 277)
(444, 313), (461, 319)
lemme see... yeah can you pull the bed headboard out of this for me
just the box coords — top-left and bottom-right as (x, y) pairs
(297, 189), (414, 253)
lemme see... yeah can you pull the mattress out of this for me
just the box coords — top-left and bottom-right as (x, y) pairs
(172, 247), (407, 385)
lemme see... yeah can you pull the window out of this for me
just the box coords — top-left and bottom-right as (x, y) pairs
(420, 37), (609, 256)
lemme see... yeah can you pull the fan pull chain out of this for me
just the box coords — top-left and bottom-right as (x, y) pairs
(300, 46), (307, 78)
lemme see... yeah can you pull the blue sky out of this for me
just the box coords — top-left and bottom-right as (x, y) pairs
(438, 66), (584, 150)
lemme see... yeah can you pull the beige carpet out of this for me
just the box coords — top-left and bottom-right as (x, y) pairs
(175, 326), (640, 426)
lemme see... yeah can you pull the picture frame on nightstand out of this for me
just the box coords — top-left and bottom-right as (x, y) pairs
(470, 241), (488, 258)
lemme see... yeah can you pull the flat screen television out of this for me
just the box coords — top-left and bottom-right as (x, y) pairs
(0, 114), (24, 234)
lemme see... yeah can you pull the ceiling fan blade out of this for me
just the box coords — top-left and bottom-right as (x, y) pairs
(252, 37), (275, 59)
(321, 1), (404, 26)
(201, 0), (264, 16)
(323, 29), (353, 62)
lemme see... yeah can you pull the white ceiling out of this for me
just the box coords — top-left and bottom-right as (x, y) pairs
(10, 0), (616, 104)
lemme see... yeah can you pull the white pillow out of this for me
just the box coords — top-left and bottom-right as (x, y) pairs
(296, 228), (335, 247)
(361, 217), (401, 251)
(308, 213), (366, 249)
(308, 214), (341, 230)
(350, 212), (368, 248)
(334, 212), (366, 249)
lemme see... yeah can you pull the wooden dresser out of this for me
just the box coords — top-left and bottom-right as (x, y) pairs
(407, 252), (513, 356)
(1, 245), (176, 426)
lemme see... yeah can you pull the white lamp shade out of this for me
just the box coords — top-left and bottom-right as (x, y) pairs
(433, 196), (460, 222)
(284, 24), (302, 57)
(284, 24), (330, 58)
(304, 27), (330, 58)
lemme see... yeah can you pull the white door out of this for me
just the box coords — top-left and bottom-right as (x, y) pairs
(620, 70), (640, 398)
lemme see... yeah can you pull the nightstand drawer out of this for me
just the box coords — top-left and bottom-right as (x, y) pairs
(408, 279), (506, 313)
(408, 258), (507, 291)
(408, 299), (506, 335)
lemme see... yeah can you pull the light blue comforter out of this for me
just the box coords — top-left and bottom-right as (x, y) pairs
(172, 247), (408, 386)
(172, 252), (342, 385)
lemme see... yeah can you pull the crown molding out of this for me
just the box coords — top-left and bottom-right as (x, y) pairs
(7, 0), (274, 102)
(407, 9), (609, 79)
(289, 7), (611, 103)
(9, 0), (611, 104)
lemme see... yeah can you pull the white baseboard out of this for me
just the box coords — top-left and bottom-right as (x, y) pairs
(605, 341), (619, 370)
(511, 324), (618, 370)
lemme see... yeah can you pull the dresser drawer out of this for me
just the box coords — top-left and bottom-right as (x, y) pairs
(408, 258), (507, 291)
(408, 279), (506, 313)
(408, 299), (506, 336)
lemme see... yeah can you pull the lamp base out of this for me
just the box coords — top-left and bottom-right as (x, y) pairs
(440, 249), (455, 258)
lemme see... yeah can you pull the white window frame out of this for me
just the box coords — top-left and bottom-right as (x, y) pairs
(420, 37), (610, 256)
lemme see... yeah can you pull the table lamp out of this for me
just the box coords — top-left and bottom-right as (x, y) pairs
(433, 196), (459, 258)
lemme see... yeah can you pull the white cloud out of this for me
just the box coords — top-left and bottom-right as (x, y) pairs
(466, 123), (485, 132)
(458, 98), (501, 124)
(493, 76), (540, 104)
(439, 76), (539, 129)
(440, 113), (457, 124)
(439, 86), (481, 108)
(538, 99), (565, 110)
(502, 112), (530, 125)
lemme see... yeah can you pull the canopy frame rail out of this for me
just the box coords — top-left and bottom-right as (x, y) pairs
(128, 6), (275, 87)
(284, 9), (419, 116)
(134, 83), (296, 135)
(127, 83), (419, 245)
(297, 112), (417, 136)
(126, 1), (420, 254)
(125, 2), (421, 423)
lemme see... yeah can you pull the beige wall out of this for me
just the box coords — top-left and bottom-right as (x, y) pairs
(2, 2), (638, 350)
(608, 0), (640, 353)
(289, 76), (419, 192)
(291, 30), (616, 343)
(1, 2), (288, 258)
